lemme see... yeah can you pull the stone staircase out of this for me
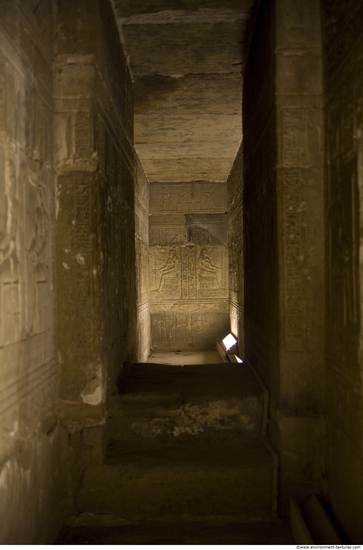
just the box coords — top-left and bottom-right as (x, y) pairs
(75, 361), (275, 524)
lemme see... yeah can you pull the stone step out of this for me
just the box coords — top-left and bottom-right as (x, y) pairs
(76, 437), (273, 523)
(108, 362), (264, 441)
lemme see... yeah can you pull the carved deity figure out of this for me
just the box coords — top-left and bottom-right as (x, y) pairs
(26, 169), (49, 333)
(198, 247), (227, 291)
(0, 159), (18, 279)
(154, 247), (178, 291)
(199, 247), (219, 276)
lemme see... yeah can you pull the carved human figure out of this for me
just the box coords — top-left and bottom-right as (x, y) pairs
(154, 247), (178, 291)
(26, 169), (49, 332)
(0, 159), (18, 279)
(199, 247), (219, 275)
(198, 247), (227, 290)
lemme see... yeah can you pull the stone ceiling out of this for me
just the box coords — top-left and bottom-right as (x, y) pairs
(111, 0), (255, 183)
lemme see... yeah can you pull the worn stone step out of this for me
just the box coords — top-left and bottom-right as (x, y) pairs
(76, 437), (273, 523)
(108, 362), (264, 440)
(56, 519), (295, 545)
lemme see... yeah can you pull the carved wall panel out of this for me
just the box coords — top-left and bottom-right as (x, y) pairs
(151, 311), (229, 350)
(150, 244), (228, 301)
(149, 179), (229, 350)
(0, 3), (56, 448)
(0, 2), (67, 543)
(149, 236), (229, 350)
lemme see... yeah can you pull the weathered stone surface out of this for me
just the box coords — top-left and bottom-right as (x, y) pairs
(133, 74), (242, 116)
(112, 2), (251, 184)
(243, 0), (325, 515)
(135, 155), (151, 362)
(141, 158), (235, 183)
(113, 0), (255, 17)
(0, 0), (67, 543)
(149, 178), (228, 349)
(149, 244), (229, 350)
(150, 182), (227, 213)
(322, 0), (363, 542)
(227, 144), (244, 354)
(185, 213), (228, 246)
(55, 0), (137, 415)
(4, 0), (363, 545)
(113, 362), (264, 439)
(77, 362), (271, 522)
(122, 22), (245, 76)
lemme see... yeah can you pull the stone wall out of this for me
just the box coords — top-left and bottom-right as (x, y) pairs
(135, 154), (150, 361)
(243, 0), (278, 386)
(274, 0), (325, 511)
(55, 0), (136, 422)
(244, 0), (325, 513)
(322, 0), (363, 541)
(0, 0), (68, 543)
(227, 143), (244, 355)
(149, 181), (229, 350)
(0, 0), (137, 541)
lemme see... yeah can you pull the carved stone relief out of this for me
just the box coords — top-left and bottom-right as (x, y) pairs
(149, 214), (186, 246)
(0, 156), (20, 346)
(149, 180), (229, 349)
(280, 108), (309, 352)
(25, 164), (50, 335)
(150, 240), (228, 349)
(150, 182), (227, 214)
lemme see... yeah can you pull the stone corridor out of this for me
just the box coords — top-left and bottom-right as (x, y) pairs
(1, 0), (363, 545)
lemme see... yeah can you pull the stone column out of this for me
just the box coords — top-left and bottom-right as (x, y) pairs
(54, 0), (104, 427)
(273, 0), (325, 510)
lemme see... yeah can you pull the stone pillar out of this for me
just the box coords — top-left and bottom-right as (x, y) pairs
(273, 0), (325, 510)
(243, 0), (325, 514)
(323, 1), (363, 541)
(227, 144), (244, 355)
(135, 155), (151, 362)
(54, 0), (136, 425)
(54, 0), (103, 427)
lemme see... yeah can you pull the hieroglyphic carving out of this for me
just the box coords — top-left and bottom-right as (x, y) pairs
(150, 247), (181, 297)
(74, 175), (93, 354)
(0, 159), (18, 280)
(281, 108), (306, 351)
(151, 311), (229, 349)
(0, 157), (20, 346)
(149, 214), (186, 246)
(197, 246), (228, 298)
(191, 312), (229, 344)
(282, 167), (305, 351)
(282, 108), (305, 167)
(150, 183), (227, 214)
(150, 241), (229, 349)
(75, 111), (93, 160)
(25, 165), (50, 334)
